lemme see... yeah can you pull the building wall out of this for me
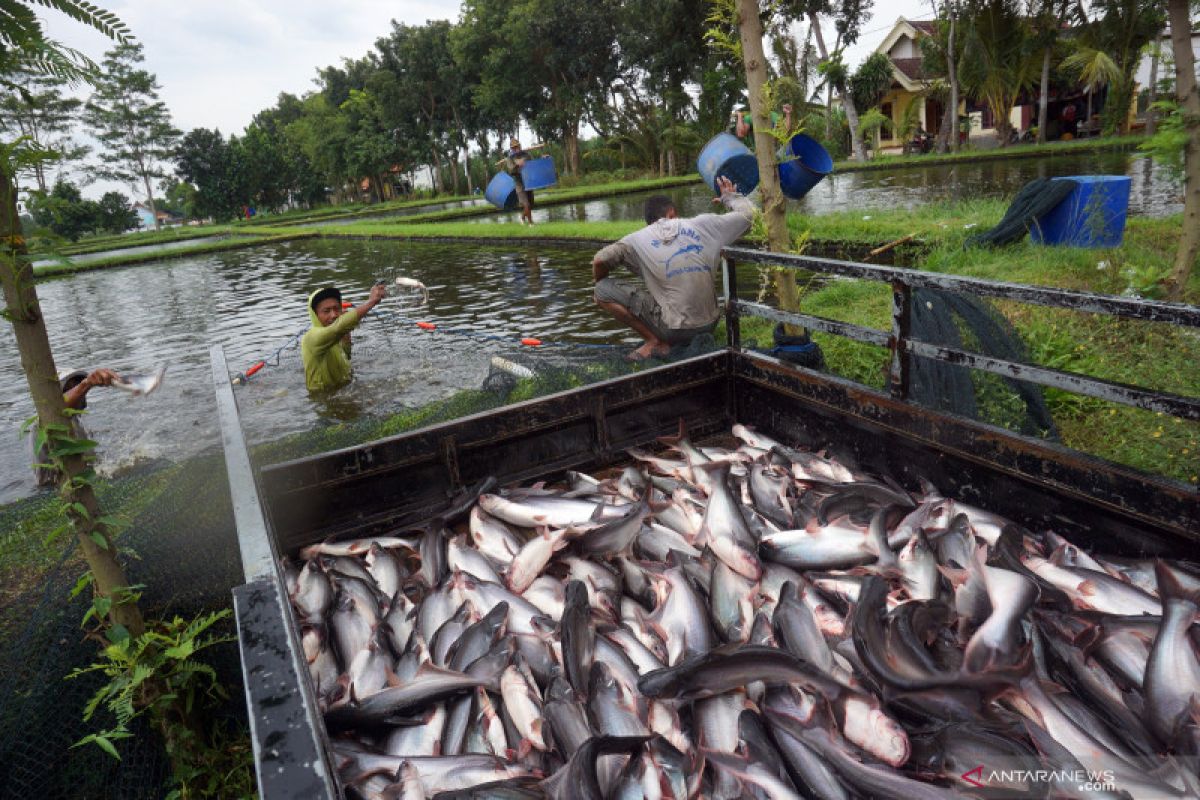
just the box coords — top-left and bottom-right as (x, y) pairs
(888, 35), (918, 60)
(1134, 32), (1200, 88)
(134, 208), (155, 229)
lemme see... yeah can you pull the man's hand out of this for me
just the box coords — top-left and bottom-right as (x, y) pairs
(713, 175), (738, 203)
(369, 283), (388, 303)
(84, 368), (120, 389)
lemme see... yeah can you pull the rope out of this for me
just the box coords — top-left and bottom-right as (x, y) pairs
(231, 303), (623, 386)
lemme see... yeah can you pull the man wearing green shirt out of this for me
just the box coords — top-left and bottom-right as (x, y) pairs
(301, 283), (387, 393)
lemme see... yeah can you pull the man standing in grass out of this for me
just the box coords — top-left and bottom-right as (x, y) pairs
(592, 175), (754, 361)
(302, 283), (387, 392)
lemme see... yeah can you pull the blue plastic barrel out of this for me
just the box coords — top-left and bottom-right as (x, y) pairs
(697, 133), (760, 195)
(777, 134), (833, 200)
(520, 156), (557, 190)
(485, 172), (519, 210)
(1030, 175), (1131, 248)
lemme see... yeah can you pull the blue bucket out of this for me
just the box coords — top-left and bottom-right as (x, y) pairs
(520, 156), (557, 190)
(697, 133), (760, 195)
(1030, 175), (1131, 248)
(777, 134), (833, 200)
(485, 172), (519, 210)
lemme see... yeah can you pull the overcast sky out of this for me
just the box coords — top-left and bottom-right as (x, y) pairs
(39, 0), (932, 196)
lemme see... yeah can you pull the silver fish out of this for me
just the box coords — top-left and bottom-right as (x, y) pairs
(468, 507), (523, 566)
(698, 462), (761, 580)
(1146, 562), (1200, 751)
(110, 364), (166, 396)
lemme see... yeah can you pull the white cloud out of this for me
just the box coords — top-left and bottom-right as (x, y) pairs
(40, 0), (461, 135)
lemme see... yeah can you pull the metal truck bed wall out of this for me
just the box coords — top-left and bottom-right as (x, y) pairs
(261, 350), (1196, 556)
(220, 347), (1197, 800)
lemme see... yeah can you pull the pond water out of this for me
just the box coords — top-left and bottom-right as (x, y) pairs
(464, 151), (1180, 225)
(0, 237), (757, 504)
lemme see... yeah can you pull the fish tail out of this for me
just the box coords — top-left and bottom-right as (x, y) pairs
(1156, 561), (1200, 604)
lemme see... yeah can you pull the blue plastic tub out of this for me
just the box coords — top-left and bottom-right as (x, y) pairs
(697, 133), (760, 195)
(520, 156), (557, 190)
(777, 134), (833, 200)
(1031, 175), (1131, 248)
(485, 172), (519, 210)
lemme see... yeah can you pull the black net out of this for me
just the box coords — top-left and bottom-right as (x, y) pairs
(0, 325), (722, 799)
(0, 452), (246, 800)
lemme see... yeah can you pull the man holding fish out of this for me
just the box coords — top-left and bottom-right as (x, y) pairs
(28, 366), (165, 487)
(592, 174), (754, 361)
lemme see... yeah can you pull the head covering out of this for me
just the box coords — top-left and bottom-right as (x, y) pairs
(58, 369), (89, 408)
(310, 286), (342, 312)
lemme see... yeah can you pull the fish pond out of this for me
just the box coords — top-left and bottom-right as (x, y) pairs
(0, 238), (735, 504)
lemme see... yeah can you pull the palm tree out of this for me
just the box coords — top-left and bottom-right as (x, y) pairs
(1, 1), (143, 635)
(959, 0), (1040, 146)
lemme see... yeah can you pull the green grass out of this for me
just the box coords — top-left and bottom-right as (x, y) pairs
(835, 134), (1143, 173)
(32, 232), (311, 278)
(234, 192), (477, 228)
(37, 226), (226, 257)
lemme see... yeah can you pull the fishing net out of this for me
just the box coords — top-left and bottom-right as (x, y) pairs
(909, 288), (1057, 439)
(0, 421), (244, 798)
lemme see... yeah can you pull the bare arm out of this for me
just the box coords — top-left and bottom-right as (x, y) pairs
(704, 176), (755, 244)
(64, 368), (119, 409)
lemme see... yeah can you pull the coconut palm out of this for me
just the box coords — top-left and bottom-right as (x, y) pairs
(959, 0), (1040, 146)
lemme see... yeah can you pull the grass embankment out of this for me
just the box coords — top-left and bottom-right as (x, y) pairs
(234, 192), (478, 228)
(835, 134), (1143, 173)
(39, 225), (226, 257)
(32, 232), (312, 278)
(737, 199), (1198, 484)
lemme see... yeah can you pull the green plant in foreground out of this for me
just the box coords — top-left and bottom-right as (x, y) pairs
(69, 606), (253, 800)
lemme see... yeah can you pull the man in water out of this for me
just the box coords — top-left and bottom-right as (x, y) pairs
(592, 175), (754, 361)
(302, 283), (387, 392)
(502, 137), (544, 226)
(29, 368), (120, 487)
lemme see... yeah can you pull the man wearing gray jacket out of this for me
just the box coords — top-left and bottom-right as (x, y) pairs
(592, 175), (755, 360)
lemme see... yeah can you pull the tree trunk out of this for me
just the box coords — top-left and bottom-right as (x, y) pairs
(739, 0), (800, 321)
(0, 175), (143, 636)
(447, 150), (461, 195)
(143, 173), (160, 231)
(1037, 45), (1051, 144)
(808, 12), (865, 161)
(667, 148), (676, 177)
(947, 11), (960, 153)
(429, 146), (445, 194)
(1164, 0), (1199, 301)
(564, 122), (581, 177)
(1146, 37), (1160, 137)
(824, 84), (834, 140)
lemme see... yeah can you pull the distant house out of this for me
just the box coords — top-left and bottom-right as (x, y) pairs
(869, 17), (1117, 150)
(133, 203), (177, 230)
(872, 18), (959, 152)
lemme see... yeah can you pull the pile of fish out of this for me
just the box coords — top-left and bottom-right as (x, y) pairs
(283, 422), (1200, 799)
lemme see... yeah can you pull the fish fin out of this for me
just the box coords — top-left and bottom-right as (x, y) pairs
(1076, 580), (1097, 597)
(656, 418), (688, 450)
(385, 667), (401, 688)
(1155, 560), (1200, 603)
